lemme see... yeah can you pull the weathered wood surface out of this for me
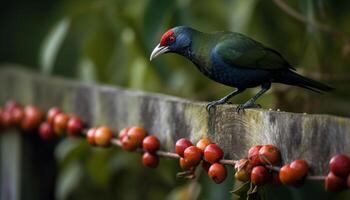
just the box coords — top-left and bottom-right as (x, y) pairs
(0, 65), (349, 175)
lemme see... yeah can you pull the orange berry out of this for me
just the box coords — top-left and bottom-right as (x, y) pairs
(47, 107), (62, 125)
(86, 128), (97, 145)
(127, 127), (146, 147)
(53, 113), (69, 135)
(196, 138), (211, 152)
(94, 126), (113, 147)
(121, 136), (137, 151)
(208, 163), (227, 184)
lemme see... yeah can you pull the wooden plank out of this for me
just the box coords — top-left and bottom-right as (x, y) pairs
(0, 65), (349, 175)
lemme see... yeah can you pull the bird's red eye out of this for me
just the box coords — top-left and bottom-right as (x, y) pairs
(168, 36), (176, 44)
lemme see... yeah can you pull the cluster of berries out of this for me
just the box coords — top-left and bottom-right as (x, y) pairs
(1, 100), (350, 191)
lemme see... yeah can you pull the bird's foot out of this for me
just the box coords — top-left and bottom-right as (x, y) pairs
(206, 99), (230, 111)
(236, 102), (261, 113)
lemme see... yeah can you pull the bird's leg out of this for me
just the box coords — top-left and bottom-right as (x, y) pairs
(236, 82), (271, 113)
(206, 88), (244, 111)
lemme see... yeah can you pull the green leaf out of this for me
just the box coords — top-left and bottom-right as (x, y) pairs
(55, 161), (83, 200)
(39, 17), (71, 75)
(231, 181), (251, 196)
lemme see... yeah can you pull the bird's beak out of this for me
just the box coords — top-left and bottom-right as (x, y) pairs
(150, 44), (170, 61)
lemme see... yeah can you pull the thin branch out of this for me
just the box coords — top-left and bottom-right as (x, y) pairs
(272, 0), (349, 41)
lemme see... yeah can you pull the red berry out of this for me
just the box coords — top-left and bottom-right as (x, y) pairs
(325, 172), (346, 192)
(208, 163), (227, 184)
(290, 159), (309, 179)
(11, 106), (24, 125)
(175, 138), (193, 157)
(47, 107), (62, 125)
(39, 122), (55, 140)
(196, 138), (211, 152)
(67, 116), (84, 136)
(179, 157), (192, 170)
(118, 127), (129, 140)
(183, 146), (202, 167)
(259, 144), (281, 165)
(121, 136), (137, 151)
(329, 154), (350, 178)
(347, 174), (350, 188)
(53, 113), (70, 135)
(21, 106), (43, 131)
(279, 164), (294, 185)
(1, 111), (12, 128)
(142, 135), (160, 153)
(142, 152), (159, 168)
(248, 145), (262, 166)
(251, 166), (271, 185)
(204, 144), (223, 164)
(86, 128), (97, 145)
(94, 126), (113, 147)
(127, 127), (146, 147)
(5, 100), (21, 111)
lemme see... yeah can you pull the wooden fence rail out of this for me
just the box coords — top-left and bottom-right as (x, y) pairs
(0, 66), (349, 187)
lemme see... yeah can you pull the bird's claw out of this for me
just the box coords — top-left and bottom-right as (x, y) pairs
(206, 99), (228, 111)
(236, 103), (261, 113)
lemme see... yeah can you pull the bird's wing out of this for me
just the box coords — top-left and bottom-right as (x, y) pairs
(212, 34), (294, 71)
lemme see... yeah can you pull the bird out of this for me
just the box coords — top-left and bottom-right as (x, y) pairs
(149, 26), (333, 112)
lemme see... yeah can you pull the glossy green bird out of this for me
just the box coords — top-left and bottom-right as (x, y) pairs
(150, 26), (333, 112)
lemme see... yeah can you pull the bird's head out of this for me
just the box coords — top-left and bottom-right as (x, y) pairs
(150, 26), (193, 61)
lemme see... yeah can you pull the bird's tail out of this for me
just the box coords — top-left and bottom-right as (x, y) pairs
(274, 70), (334, 93)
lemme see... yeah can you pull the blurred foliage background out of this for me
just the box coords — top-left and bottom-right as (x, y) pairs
(1, 0), (350, 199)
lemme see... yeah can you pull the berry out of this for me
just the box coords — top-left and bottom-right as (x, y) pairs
(208, 163), (227, 184)
(279, 160), (308, 186)
(39, 122), (55, 140)
(21, 106), (43, 131)
(1, 111), (12, 128)
(127, 127), (146, 147)
(259, 144), (281, 165)
(175, 138), (193, 157)
(248, 145), (262, 166)
(325, 172), (346, 192)
(204, 144), (223, 164)
(279, 164), (293, 185)
(251, 166), (271, 185)
(53, 113), (70, 135)
(47, 107), (62, 125)
(329, 154), (350, 177)
(347, 174), (350, 188)
(289, 159), (309, 179)
(118, 127), (129, 140)
(10, 106), (24, 125)
(86, 128), (97, 145)
(121, 136), (137, 151)
(67, 116), (84, 136)
(196, 138), (211, 152)
(94, 126), (113, 147)
(5, 100), (21, 111)
(183, 146), (202, 167)
(142, 152), (159, 168)
(142, 135), (160, 153)
(179, 157), (192, 170)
